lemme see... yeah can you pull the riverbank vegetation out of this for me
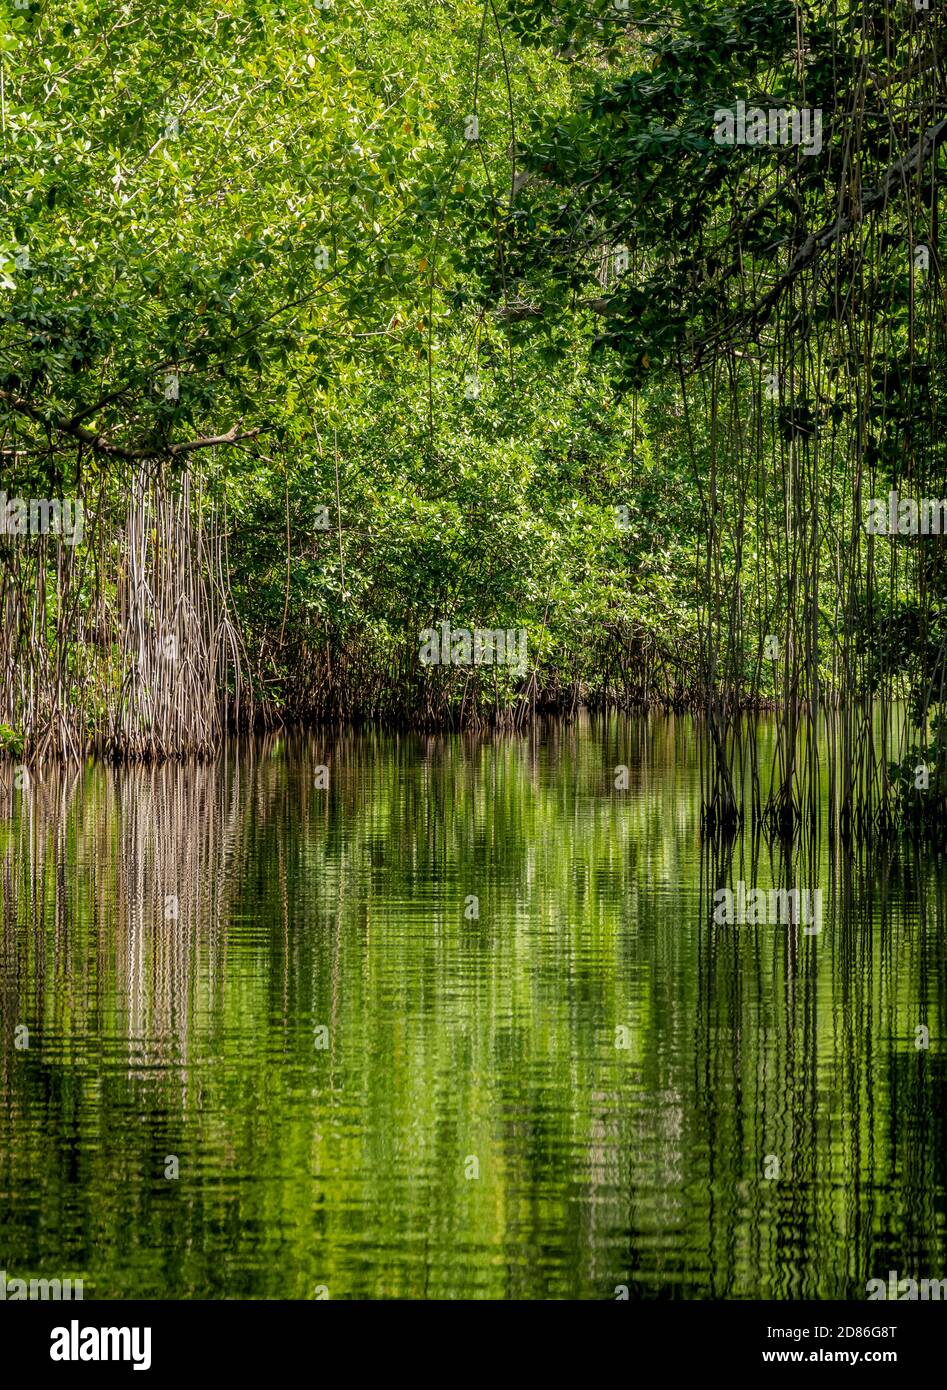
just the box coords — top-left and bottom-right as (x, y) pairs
(1, 1), (945, 829)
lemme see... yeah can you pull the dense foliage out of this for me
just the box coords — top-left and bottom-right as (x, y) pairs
(1, 0), (945, 828)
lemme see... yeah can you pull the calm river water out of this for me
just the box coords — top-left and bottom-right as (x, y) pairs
(1, 718), (945, 1298)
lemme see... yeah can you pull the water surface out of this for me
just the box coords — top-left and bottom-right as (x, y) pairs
(1, 718), (945, 1298)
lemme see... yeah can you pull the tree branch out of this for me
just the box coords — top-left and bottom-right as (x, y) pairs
(0, 387), (264, 460)
(742, 117), (947, 333)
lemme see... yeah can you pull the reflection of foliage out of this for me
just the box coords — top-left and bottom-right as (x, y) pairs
(1, 729), (945, 1297)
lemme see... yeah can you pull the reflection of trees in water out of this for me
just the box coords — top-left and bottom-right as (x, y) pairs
(694, 831), (947, 1297)
(0, 744), (286, 1084)
(0, 725), (945, 1297)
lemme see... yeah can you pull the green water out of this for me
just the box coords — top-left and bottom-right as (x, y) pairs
(1, 718), (945, 1299)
